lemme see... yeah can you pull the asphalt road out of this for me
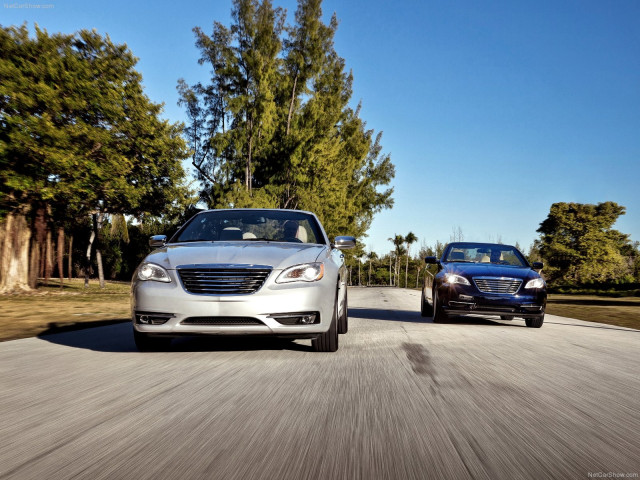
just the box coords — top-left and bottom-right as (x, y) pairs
(1, 287), (639, 480)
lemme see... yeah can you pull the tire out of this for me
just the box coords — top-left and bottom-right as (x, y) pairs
(312, 288), (339, 352)
(420, 290), (433, 317)
(133, 328), (172, 352)
(432, 289), (446, 323)
(525, 314), (545, 328)
(338, 287), (348, 334)
(500, 315), (514, 321)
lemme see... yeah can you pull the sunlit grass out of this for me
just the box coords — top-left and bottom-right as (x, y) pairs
(546, 294), (640, 330)
(0, 278), (131, 341)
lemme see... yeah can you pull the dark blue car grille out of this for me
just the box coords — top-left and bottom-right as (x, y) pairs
(473, 277), (522, 294)
(178, 268), (272, 295)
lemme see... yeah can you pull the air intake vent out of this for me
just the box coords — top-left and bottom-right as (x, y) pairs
(473, 277), (522, 294)
(181, 317), (263, 325)
(177, 265), (272, 295)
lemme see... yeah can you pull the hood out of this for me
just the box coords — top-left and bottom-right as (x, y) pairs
(144, 241), (327, 271)
(443, 262), (539, 280)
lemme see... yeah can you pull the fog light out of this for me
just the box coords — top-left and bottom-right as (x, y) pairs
(300, 314), (316, 324)
(268, 312), (320, 325)
(135, 311), (175, 325)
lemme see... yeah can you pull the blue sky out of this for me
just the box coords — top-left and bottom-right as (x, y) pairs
(3, 0), (639, 255)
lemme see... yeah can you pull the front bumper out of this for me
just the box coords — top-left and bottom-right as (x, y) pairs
(437, 284), (546, 319)
(131, 273), (335, 338)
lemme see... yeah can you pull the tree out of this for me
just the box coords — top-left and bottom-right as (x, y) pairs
(450, 226), (464, 242)
(178, 0), (394, 241)
(404, 231), (417, 288)
(536, 202), (633, 283)
(366, 250), (377, 286)
(0, 25), (187, 292)
(388, 234), (405, 287)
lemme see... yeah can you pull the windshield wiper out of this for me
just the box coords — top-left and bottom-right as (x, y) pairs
(243, 237), (272, 241)
(448, 260), (473, 263)
(175, 239), (212, 243)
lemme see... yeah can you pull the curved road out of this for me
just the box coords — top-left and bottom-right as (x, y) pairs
(1, 287), (639, 480)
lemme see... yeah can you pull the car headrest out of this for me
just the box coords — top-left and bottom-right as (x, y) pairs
(219, 227), (243, 241)
(450, 251), (465, 261)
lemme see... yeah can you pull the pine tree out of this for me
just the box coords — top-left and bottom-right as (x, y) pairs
(179, 0), (394, 241)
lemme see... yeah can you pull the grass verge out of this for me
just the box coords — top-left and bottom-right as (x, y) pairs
(0, 278), (130, 342)
(546, 294), (640, 330)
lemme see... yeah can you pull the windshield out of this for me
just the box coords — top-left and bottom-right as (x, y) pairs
(444, 243), (528, 267)
(170, 210), (325, 245)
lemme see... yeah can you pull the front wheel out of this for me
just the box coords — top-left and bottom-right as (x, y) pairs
(312, 288), (339, 352)
(338, 287), (348, 334)
(420, 290), (433, 317)
(525, 314), (545, 328)
(432, 289), (446, 323)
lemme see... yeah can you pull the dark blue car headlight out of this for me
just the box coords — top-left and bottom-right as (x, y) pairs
(524, 278), (545, 289)
(445, 274), (470, 286)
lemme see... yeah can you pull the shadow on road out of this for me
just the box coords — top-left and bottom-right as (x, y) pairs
(349, 307), (426, 323)
(349, 308), (520, 327)
(39, 322), (312, 353)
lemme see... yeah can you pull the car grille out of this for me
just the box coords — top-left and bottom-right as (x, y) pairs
(473, 277), (522, 294)
(177, 266), (272, 295)
(181, 317), (264, 325)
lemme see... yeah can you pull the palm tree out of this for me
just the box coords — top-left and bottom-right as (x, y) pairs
(404, 232), (417, 288)
(388, 234), (405, 286)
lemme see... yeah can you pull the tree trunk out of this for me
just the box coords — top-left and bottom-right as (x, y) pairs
(95, 212), (105, 289)
(395, 255), (399, 287)
(247, 132), (253, 192)
(96, 249), (105, 289)
(368, 260), (372, 286)
(286, 73), (298, 136)
(57, 227), (64, 289)
(389, 256), (392, 286)
(84, 215), (96, 288)
(0, 210), (32, 293)
(405, 254), (409, 289)
(67, 235), (73, 281)
(43, 229), (53, 287)
(29, 236), (39, 289)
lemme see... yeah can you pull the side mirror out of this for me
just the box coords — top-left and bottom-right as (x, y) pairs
(149, 235), (167, 248)
(425, 256), (438, 264)
(333, 236), (356, 250)
(532, 261), (543, 270)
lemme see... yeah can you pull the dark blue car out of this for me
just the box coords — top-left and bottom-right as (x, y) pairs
(421, 242), (547, 327)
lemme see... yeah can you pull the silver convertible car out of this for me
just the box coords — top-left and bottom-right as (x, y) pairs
(131, 209), (355, 352)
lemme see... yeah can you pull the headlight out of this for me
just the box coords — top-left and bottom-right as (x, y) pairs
(445, 274), (470, 286)
(276, 263), (325, 283)
(524, 278), (545, 289)
(137, 263), (171, 283)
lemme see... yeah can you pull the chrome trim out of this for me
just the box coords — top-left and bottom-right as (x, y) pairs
(472, 276), (522, 295)
(176, 264), (273, 296)
(176, 263), (272, 270)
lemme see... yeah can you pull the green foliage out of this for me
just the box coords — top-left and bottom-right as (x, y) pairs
(0, 24), (188, 220)
(536, 202), (634, 283)
(179, 0), (394, 241)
